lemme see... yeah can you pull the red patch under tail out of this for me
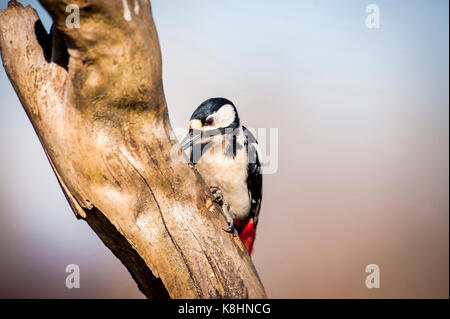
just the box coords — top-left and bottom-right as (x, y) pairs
(234, 218), (256, 255)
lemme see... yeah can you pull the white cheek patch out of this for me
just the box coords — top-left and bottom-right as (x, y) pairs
(210, 104), (236, 128)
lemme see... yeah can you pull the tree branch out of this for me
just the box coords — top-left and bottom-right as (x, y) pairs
(0, 0), (266, 298)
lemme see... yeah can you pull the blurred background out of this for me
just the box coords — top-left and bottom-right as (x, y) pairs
(0, 0), (448, 298)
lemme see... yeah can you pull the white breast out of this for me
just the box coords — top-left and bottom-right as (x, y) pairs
(194, 129), (250, 219)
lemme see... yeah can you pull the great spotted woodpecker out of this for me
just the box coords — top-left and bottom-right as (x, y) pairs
(180, 98), (262, 255)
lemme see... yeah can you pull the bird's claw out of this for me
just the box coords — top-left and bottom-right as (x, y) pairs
(210, 186), (224, 205)
(210, 186), (235, 233)
(221, 202), (235, 234)
(223, 219), (234, 233)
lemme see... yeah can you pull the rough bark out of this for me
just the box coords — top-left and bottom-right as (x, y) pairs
(0, 0), (266, 299)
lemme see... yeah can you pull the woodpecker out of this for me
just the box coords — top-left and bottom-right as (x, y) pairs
(180, 98), (262, 255)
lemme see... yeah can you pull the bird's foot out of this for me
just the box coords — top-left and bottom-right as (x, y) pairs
(210, 186), (224, 206)
(221, 203), (235, 233)
(209, 186), (234, 233)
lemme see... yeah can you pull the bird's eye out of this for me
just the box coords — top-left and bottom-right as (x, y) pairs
(205, 117), (214, 126)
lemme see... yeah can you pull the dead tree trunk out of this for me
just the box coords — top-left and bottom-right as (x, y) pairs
(0, 0), (266, 299)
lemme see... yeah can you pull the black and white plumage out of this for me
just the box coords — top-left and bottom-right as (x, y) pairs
(180, 98), (262, 255)
(242, 125), (262, 228)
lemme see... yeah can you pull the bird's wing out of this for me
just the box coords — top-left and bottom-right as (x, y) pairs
(242, 126), (263, 228)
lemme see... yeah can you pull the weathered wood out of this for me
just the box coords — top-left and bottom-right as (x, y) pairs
(0, 0), (266, 298)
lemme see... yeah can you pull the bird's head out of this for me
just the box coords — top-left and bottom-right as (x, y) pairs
(181, 98), (240, 150)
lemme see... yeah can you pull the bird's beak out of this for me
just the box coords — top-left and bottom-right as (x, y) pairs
(180, 129), (202, 150)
